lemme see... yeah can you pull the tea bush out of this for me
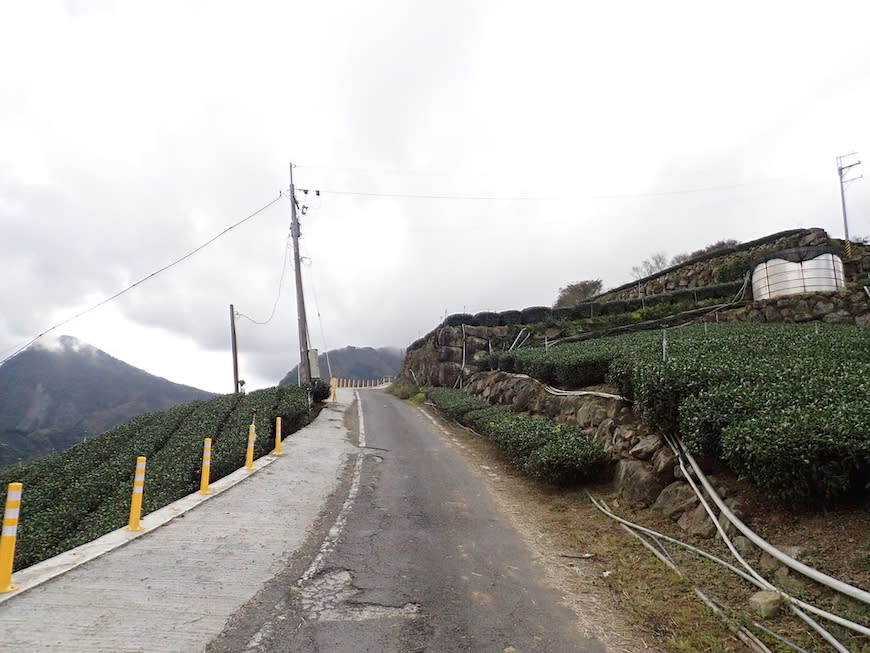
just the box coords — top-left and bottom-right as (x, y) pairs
(485, 322), (870, 503)
(0, 385), (316, 569)
(427, 388), (606, 486)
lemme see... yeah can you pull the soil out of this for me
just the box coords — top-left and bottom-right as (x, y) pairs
(422, 404), (870, 653)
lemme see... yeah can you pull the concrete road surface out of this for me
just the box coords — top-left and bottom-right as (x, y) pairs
(210, 390), (604, 653)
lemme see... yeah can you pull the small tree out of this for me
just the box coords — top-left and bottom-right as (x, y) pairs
(554, 279), (603, 308)
(671, 239), (740, 265)
(631, 252), (669, 280)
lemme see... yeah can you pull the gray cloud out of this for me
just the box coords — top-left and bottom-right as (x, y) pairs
(2, 1), (869, 391)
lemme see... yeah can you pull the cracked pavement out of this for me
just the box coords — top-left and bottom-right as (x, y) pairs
(209, 391), (604, 653)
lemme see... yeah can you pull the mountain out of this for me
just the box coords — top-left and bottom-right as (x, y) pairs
(0, 336), (214, 467)
(279, 346), (404, 386)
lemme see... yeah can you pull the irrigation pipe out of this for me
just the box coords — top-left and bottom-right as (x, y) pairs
(675, 437), (870, 606)
(495, 371), (628, 401)
(600, 499), (774, 653)
(587, 494), (869, 640)
(661, 434), (852, 652)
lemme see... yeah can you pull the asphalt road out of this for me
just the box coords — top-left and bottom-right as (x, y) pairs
(210, 390), (604, 653)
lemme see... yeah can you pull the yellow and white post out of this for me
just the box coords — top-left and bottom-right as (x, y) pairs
(245, 424), (256, 470)
(199, 438), (212, 495)
(126, 457), (146, 531)
(0, 482), (22, 593)
(273, 417), (284, 456)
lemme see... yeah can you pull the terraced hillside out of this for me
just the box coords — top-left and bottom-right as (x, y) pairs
(479, 322), (870, 504)
(0, 385), (318, 569)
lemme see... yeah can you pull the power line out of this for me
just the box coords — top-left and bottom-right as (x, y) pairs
(304, 177), (805, 203)
(235, 238), (292, 326)
(309, 188), (549, 201)
(0, 192), (285, 366)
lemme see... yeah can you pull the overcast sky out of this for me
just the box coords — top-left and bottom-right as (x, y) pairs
(2, 1), (869, 393)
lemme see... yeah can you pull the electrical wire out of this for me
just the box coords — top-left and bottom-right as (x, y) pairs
(308, 177), (807, 203)
(235, 238), (292, 326)
(0, 192), (285, 366)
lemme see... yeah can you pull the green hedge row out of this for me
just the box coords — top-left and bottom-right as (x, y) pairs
(0, 386), (316, 569)
(406, 281), (743, 351)
(479, 322), (870, 504)
(427, 388), (607, 486)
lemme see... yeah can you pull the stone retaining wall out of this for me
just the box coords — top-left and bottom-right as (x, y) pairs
(464, 370), (742, 539)
(744, 287), (870, 327)
(598, 228), (830, 301)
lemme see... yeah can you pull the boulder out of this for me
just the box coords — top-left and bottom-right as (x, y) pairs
(733, 535), (754, 557)
(612, 426), (636, 456)
(592, 419), (617, 454)
(616, 460), (668, 507)
(677, 502), (717, 538)
(652, 481), (699, 520)
(651, 447), (677, 479)
(774, 566), (807, 596)
(823, 309), (853, 324)
(629, 433), (663, 460)
(759, 545), (803, 572)
(749, 590), (782, 618)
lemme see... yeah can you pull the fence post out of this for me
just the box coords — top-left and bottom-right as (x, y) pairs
(245, 425), (256, 471)
(126, 457), (146, 531)
(273, 417), (284, 456)
(199, 439), (212, 495)
(0, 482), (23, 593)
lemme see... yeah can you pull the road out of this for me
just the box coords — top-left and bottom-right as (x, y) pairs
(209, 390), (604, 653)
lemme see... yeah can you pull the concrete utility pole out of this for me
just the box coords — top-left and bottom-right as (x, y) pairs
(837, 152), (862, 258)
(230, 304), (240, 393)
(289, 162), (313, 384)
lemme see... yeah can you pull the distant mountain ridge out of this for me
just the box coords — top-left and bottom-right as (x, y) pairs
(0, 336), (214, 467)
(279, 346), (404, 386)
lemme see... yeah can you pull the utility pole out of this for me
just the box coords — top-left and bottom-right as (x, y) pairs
(229, 304), (240, 393)
(837, 152), (862, 259)
(289, 162), (313, 384)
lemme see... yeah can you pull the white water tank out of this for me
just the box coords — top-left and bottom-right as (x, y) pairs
(752, 247), (845, 300)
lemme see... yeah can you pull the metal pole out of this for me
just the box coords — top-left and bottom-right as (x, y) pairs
(837, 153), (862, 259)
(838, 162), (851, 245)
(289, 162), (312, 384)
(230, 304), (239, 393)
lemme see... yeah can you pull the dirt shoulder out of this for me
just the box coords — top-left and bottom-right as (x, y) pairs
(421, 404), (869, 653)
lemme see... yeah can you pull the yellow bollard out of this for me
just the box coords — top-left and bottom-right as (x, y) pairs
(0, 482), (23, 593)
(245, 424), (256, 470)
(273, 417), (284, 456)
(126, 457), (146, 531)
(199, 439), (212, 495)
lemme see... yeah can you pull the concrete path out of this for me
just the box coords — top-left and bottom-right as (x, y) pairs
(0, 391), (359, 652)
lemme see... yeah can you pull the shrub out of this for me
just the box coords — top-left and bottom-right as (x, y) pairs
(520, 306), (552, 323)
(427, 388), (606, 486)
(524, 433), (609, 486)
(387, 378), (420, 400)
(721, 402), (870, 504)
(481, 322), (870, 503)
(1, 386), (314, 569)
(497, 310), (523, 325)
(444, 313), (474, 327)
(472, 311), (501, 327)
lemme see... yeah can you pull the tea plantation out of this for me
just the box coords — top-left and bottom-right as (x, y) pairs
(427, 388), (607, 486)
(0, 385), (316, 569)
(479, 322), (870, 504)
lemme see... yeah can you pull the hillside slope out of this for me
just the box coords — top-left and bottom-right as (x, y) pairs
(0, 384), (315, 569)
(279, 345), (404, 385)
(0, 336), (214, 467)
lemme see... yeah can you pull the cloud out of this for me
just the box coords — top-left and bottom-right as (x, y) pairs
(1, 0), (869, 393)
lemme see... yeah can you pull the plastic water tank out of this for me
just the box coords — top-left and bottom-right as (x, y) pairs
(751, 247), (845, 300)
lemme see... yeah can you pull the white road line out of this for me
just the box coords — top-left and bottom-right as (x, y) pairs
(355, 390), (366, 448)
